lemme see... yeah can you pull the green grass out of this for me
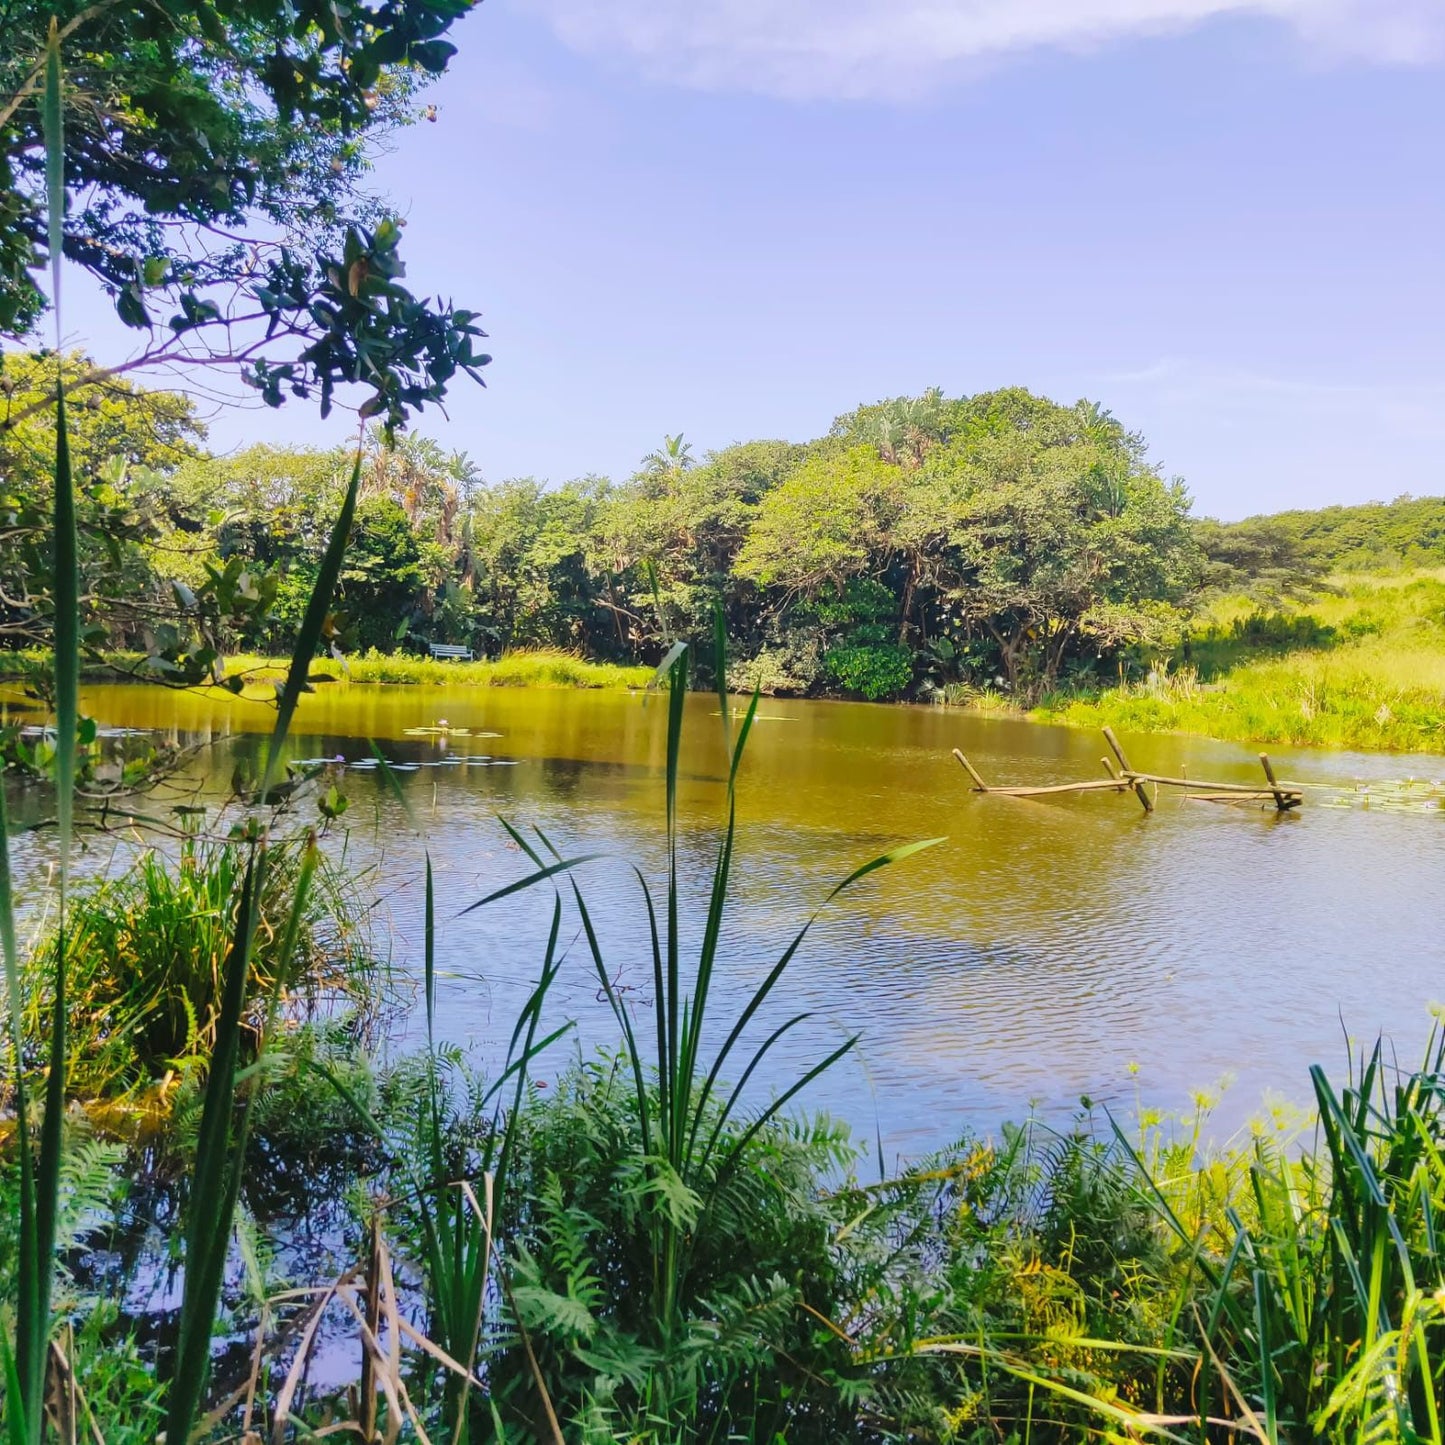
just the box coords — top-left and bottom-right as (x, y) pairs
(1030, 571), (1445, 752)
(21, 833), (380, 1102)
(219, 648), (655, 691)
(0, 648), (653, 695)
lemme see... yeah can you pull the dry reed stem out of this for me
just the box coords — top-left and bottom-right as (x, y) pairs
(240, 1302), (270, 1443)
(270, 1282), (343, 1445)
(1193, 1308), (1270, 1443)
(452, 1175), (494, 1445)
(44, 1330), (77, 1445)
(360, 1217), (381, 1445)
(331, 1289), (412, 1445)
(501, 1272), (566, 1445)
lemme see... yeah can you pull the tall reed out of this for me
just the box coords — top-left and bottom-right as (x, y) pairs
(162, 457), (365, 1445)
(467, 624), (941, 1423)
(3, 31), (74, 1445)
(0, 31), (378, 1444)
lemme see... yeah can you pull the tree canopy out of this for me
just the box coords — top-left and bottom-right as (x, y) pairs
(1, 0), (488, 429)
(1199, 495), (1445, 589)
(0, 376), (1220, 702)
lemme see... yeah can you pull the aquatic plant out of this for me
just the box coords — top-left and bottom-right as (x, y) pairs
(18, 833), (380, 1100)
(1120, 1031), (1445, 1442)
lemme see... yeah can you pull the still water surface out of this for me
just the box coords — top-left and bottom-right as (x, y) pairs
(45, 682), (1445, 1158)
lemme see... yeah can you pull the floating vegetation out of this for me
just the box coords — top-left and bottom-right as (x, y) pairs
(401, 725), (505, 738)
(19, 723), (152, 739)
(283, 752), (518, 776)
(1316, 777), (1445, 812)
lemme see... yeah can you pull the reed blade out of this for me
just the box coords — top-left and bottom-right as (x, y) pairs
(260, 448), (363, 798)
(425, 855), (436, 1046)
(10, 33), (75, 1442)
(457, 853), (605, 915)
(164, 851), (261, 1444)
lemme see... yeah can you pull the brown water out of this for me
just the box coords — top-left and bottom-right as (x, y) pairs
(43, 681), (1445, 1158)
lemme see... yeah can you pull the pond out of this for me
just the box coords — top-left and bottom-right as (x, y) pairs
(32, 680), (1445, 1159)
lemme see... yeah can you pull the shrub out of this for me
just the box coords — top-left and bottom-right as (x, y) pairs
(1228, 609), (1336, 649)
(824, 642), (913, 700)
(726, 643), (818, 696)
(495, 1057), (861, 1441)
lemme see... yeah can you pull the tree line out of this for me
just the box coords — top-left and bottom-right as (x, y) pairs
(4, 357), (1407, 703)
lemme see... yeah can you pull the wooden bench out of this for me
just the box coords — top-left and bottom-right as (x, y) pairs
(428, 643), (475, 662)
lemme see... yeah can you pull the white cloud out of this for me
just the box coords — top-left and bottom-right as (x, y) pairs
(520, 0), (1445, 99)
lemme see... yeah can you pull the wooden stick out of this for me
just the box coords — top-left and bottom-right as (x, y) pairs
(1185, 790), (1285, 804)
(983, 778), (1134, 797)
(1124, 771), (1302, 798)
(1101, 727), (1153, 814)
(952, 749), (989, 791)
(954, 736), (1303, 811)
(1259, 753), (1289, 812)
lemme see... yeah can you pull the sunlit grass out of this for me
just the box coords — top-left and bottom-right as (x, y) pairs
(221, 648), (655, 691)
(1032, 570), (1445, 752)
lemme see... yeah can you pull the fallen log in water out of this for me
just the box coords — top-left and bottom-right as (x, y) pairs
(952, 735), (1303, 813)
(959, 773), (1135, 797)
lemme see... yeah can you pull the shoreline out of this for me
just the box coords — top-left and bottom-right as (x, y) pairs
(10, 632), (1445, 755)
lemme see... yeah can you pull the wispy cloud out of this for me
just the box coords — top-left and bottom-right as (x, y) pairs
(1097, 358), (1445, 515)
(1106, 357), (1445, 440)
(521, 0), (1445, 99)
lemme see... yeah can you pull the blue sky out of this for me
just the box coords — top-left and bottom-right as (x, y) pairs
(71, 0), (1445, 519)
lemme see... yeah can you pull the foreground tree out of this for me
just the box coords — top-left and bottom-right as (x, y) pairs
(1, 0), (488, 428)
(0, 5), (490, 674)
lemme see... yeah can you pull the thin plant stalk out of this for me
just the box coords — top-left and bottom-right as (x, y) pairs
(162, 441), (365, 1441)
(3, 29), (73, 1445)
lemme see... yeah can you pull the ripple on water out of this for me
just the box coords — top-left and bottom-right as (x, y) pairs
(61, 683), (1445, 1155)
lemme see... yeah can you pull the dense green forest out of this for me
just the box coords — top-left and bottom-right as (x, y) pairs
(1201, 494), (1445, 583)
(2, 360), (1203, 701)
(2, 351), (1437, 704)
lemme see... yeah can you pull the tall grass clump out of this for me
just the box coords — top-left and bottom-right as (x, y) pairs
(1122, 1031), (1445, 1442)
(18, 833), (379, 1101)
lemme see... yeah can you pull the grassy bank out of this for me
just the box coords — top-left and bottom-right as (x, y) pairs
(1030, 571), (1445, 752)
(221, 649), (656, 690)
(50, 648), (655, 692)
